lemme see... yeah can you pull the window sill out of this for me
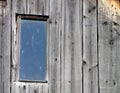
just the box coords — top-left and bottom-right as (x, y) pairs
(19, 80), (48, 83)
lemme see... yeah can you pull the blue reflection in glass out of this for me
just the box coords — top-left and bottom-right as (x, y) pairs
(19, 19), (46, 81)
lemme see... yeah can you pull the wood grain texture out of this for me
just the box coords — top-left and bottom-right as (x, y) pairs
(61, 0), (83, 93)
(17, 0), (26, 13)
(28, 0), (49, 15)
(0, 4), (3, 93)
(70, 0), (83, 93)
(49, 0), (61, 93)
(1, 0), (11, 93)
(98, 11), (114, 93)
(113, 16), (120, 93)
(12, 82), (48, 93)
(2, 0), (120, 93)
(11, 0), (17, 84)
(83, 0), (98, 93)
(98, 1), (120, 93)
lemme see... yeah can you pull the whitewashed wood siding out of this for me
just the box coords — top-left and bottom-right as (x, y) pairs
(0, 0), (120, 93)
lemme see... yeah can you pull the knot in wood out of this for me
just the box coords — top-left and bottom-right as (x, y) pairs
(23, 85), (26, 90)
(34, 89), (37, 93)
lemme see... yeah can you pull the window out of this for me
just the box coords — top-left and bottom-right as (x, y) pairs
(17, 15), (48, 82)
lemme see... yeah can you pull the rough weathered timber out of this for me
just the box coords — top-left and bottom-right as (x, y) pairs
(28, 0), (49, 15)
(12, 82), (48, 93)
(1, 0), (11, 93)
(98, 1), (120, 93)
(1, 0), (120, 93)
(49, 0), (61, 93)
(11, 0), (50, 93)
(83, 0), (98, 93)
(61, 0), (83, 93)
(0, 4), (3, 93)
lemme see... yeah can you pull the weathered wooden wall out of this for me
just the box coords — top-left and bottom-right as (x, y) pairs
(0, 1), (11, 93)
(0, 0), (120, 93)
(98, 0), (120, 93)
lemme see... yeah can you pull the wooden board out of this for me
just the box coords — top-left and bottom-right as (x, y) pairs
(98, 0), (120, 93)
(28, 0), (49, 15)
(83, 0), (98, 93)
(71, 0), (83, 92)
(16, 0), (49, 15)
(0, 4), (3, 93)
(61, 0), (83, 93)
(48, 0), (61, 93)
(16, 0), (26, 13)
(1, 0), (11, 93)
(2, 0), (120, 93)
(12, 82), (48, 93)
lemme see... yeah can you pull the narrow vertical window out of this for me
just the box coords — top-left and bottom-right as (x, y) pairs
(18, 16), (47, 81)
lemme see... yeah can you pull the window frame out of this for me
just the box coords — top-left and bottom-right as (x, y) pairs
(15, 14), (49, 83)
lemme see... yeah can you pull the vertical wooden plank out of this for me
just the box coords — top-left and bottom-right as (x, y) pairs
(0, 3), (3, 93)
(70, 0), (83, 93)
(112, 16), (120, 93)
(17, 0), (26, 13)
(109, 20), (120, 93)
(61, 0), (72, 92)
(39, 84), (43, 93)
(13, 82), (29, 93)
(41, 0), (49, 15)
(83, 0), (98, 93)
(42, 84), (48, 93)
(28, 0), (36, 14)
(0, 18), (2, 93)
(29, 84), (37, 93)
(49, 0), (61, 93)
(98, 4), (111, 93)
(12, 1), (26, 91)
(2, 0), (11, 93)
(28, 0), (49, 15)
(61, 0), (82, 93)
(98, 1), (120, 93)
(12, 0), (27, 89)
(11, 83), (15, 93)
(98, 2), (120, 93)
(14, 83), (20, 93)
(11, 0), (17, 84)
(19, 83), (25, 93)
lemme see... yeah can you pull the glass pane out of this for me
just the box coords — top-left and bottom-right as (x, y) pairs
(19, 19), (46, 81)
